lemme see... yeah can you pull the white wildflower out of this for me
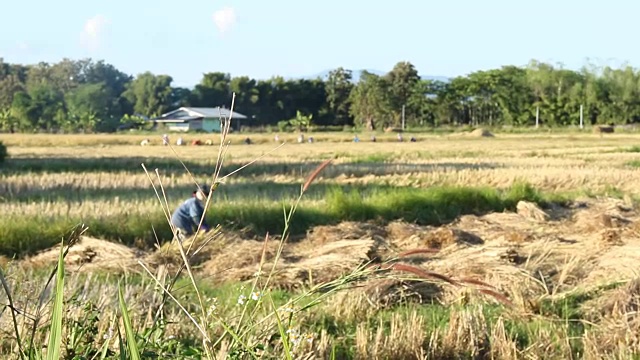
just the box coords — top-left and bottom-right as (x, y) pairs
(286, 328), (300, 346)
(237, 294), (247, 305)
(103, 327), (114, 340)
(251, 291), (262, 301)
(207, 297), (218, 316)
(304, 333), (314, 344)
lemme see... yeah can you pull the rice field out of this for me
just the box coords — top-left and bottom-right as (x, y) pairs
(2, 130), (640, 359)
(2, 132), (640, 254)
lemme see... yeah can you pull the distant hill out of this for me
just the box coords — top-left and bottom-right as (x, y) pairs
(304, 69), (451, 83)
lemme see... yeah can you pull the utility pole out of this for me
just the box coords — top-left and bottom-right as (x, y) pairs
(401, 105), (405, 130)
(579, 104), (584, 129)
(535, 106), (539, 128)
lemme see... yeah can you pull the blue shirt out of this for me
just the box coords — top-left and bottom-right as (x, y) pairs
(171, 197), (208, 234)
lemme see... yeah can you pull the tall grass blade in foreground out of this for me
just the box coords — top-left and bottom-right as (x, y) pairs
(0, 263), (25, 359)
(268, 293), (293, 360)
(29, 224), (87, 359)
(45, 240), (65, 360)
(118, 282), (141, 360)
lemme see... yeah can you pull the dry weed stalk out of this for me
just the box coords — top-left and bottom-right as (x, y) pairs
(138, 94), (244, 356)
(136, 96), (342, 357)
(259, 159), (334, 293)
(302, 158), (333, 193)
(363, 249), (514, 307)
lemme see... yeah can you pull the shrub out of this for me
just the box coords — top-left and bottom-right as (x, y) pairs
(0, 141), (6, 165)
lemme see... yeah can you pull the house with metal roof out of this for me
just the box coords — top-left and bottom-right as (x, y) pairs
(150, 107), (248, 133)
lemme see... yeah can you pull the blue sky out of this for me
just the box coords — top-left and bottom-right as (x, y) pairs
(0, 0), (637, 87)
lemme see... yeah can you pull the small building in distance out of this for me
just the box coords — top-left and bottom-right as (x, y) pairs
(150, 107), (248, 133)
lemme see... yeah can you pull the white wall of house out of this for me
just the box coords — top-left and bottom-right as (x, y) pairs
(165, 120), (203, 132)
(167, 123), (190, 132)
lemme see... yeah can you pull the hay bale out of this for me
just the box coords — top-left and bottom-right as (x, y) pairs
(146, 231), (228, 269)
(283, 239), (378, 285)
(502, 230), (533, 244)
(469, 128), (494, 137)
(203, 237), (379, 288)
(201, 238), (280, 279)
(306, 222), (387, 246)
(599, 228), (624, 246)
(364, 279), (443, 308)
(386, 221), (433, 248)
(387, 222), (484, 249)
(24, 236), (140, 272)
(516, 201), (550, 222)
(574, 211), (630, 231)
(593, 125), (614, 134)
(584, 278), (640, 320)
(302, 239), (376, 260)
(424, 228), (484, 248)
(386, 221), (421, 240)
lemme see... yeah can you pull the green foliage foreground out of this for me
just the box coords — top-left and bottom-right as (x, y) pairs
(0, 182), (559, 257)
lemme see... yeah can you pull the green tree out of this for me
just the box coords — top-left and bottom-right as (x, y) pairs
(192, 72), (231, 107)
(229, 76), (259, 116)
(0, 107), (17, 132)
(385, 61), (421, 126)
(10, 92), (38, 131)
(325, 67), (354, 125)
(171, 87), (193, 108)
(23, 82), (65, 131)
(348, 71), (391, 130)
(288, 110), (314, 131)
(83, 60), (133, 117)
(66, 83), (112, 132)
(123, 72), (174, 117)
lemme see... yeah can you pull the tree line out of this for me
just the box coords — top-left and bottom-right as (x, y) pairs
(1, 57), (640, 133)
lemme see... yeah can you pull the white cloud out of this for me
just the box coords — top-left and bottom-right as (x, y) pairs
(212, 7), (236, 35)
(16, 42), (29, 51)
(80, 15), (109, 51)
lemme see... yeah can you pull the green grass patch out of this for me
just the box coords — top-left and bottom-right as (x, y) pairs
(620, 145), (640, 153)
(626, 160), (640, 168)
(0, 183), (566, 257)
(348, 153), (395, 164)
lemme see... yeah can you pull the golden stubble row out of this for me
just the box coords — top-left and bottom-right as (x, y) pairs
(6, 134), (640, 162)
(3, 153), (640, 193)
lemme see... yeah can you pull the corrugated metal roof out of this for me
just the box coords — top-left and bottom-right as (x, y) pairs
(182, 107), (248, 119)
(153, 116), (202, 123)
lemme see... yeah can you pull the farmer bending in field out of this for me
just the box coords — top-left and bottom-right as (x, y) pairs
(170, 184), (212, 241)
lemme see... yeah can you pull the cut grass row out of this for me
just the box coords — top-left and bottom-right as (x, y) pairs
(2, 157), (463, 176)
(0, 182), (559, 257)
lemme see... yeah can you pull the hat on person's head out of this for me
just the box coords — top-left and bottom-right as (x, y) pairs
(194, 184), (211, 197)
